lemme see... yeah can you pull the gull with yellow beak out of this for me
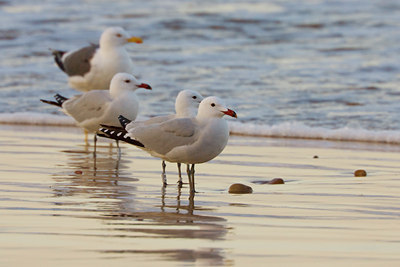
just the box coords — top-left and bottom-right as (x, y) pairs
(52, 27), (143, 92)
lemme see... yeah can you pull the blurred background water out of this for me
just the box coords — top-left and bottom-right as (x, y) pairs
(1, 0), (400, 140)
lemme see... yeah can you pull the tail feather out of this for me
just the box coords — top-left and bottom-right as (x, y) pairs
(41, 93), (68, 107)
(118, 115), (132, 129)
(98, 127), (145, 148)
(52, 50), (66, 72)
(40, 99), (62, 107)
(100, 124), (126, 132)
(54, 94), (68, 105)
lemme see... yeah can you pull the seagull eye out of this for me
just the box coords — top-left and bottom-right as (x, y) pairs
(125, 79), (131, 83)
(192, 96), (197, 99)
(116, 33), (122, 37)
(211, 103), (215, 107)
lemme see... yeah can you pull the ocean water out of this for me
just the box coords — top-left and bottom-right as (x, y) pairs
(1, 0), (400, 143)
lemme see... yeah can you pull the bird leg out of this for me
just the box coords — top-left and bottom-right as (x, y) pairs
(161, 161), (167, 186)
(93, 134), (97, 158)
(186, 164), (190, 178)
(177, 163), (183, 187)
(189, 164), (196, 193)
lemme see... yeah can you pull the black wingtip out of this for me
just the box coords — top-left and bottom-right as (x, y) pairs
(52, 50), (67, 72)
(99, 127), (145, 148)
(40, 99), (62, 107)
(118, 115), (132, 129)
(54, 94), (68, 105)
(100, 124), (126, 132)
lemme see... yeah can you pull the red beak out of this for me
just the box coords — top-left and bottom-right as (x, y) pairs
(222, 108), (237, 118)
(137, 83), (152, 90)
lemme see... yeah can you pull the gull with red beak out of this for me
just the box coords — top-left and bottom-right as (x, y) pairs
(41, 73), (151, 151)
(99, 96), (237, 193)
(121, 89), (204, 186)
(52, 27), (143, 92)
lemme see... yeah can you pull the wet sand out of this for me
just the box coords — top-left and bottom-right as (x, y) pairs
(1, 124), (400, 266)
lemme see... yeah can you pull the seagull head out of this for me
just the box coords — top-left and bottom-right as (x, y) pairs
(100, 27), (143, 48)
(110, 73), (151, 97)
(197, 96), (237, 120)
(175, 90), (204, 117)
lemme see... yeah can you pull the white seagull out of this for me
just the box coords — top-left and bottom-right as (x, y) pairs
(119, 89), (204, 185)
(41, 73), (151, 151)
(100, 96), (237, 192)
(52, 27), (143, 92)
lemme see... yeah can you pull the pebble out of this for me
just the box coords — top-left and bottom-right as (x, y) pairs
(354, 169), (367, 177)
(313, 155), (319, 158)
(228, 183), (253, 194)
(269, 178), (285, 184)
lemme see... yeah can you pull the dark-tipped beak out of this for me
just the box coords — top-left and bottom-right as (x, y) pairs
(222, 108), (237, 118)
(137, 83), (152, 90)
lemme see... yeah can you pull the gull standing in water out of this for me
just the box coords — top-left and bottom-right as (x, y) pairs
(100, 96), (237, 193)
(41, 73), (151, 154)
(52, 27), (143, 92)
(117, 89), (204, 186)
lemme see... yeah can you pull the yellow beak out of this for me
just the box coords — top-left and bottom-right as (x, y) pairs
(126, 36), (143, 43)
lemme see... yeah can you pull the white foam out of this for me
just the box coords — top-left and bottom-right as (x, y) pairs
(229, 121), (400, 144)
(2, 112), (400, 144)
(0, 112), (75, 126)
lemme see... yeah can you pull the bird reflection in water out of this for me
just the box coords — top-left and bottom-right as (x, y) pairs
(51, 142), (229, 265)
(52, 142), (136, 200)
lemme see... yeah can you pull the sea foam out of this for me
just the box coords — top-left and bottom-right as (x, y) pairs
(1, 112), (400, 144)
(0, 112), (75, 126)
(230, 121), (400, 144)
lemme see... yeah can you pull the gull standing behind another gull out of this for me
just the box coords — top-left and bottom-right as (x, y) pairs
(52, 27), (143, 92)
(40, 73), (151, 155)
(113, 89), (204, 186)
(99, 96), (237, 193)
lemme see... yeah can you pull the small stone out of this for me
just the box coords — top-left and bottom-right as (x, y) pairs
(74, 170), (83, 174)
(229, 183), (253, 194)
(354, 169), (367, 177)
(268, 178), (285, 184)
(313, 155), (319, 158)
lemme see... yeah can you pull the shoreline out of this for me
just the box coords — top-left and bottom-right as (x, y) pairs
(1, 124), (400, 266)
(3, 115), (400, 147)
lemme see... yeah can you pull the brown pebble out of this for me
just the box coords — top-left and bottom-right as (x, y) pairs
(74, 170), (83, 174)
(313, 155), (319, 158)
(268, 178), (285, 184)
(354, 169), (367, 177)
(228, 183), (253, 194)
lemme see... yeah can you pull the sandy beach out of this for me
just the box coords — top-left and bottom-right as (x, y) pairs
(0, 124), (399, 266)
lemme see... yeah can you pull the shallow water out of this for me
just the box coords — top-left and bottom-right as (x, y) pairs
(1, 125), (400, 266)
(1, 0), (400, 133)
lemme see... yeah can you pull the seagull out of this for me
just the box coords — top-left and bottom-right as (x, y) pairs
(99, 96), (237, 193)
(118, 89), (204, 186)
(40, 73), (151, 153)
(125, 89), (203, 131)
(52, 27), (143, 92)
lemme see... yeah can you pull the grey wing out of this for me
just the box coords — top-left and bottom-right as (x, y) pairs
(62, 44), (99, 77)
(128, 118), (198, 155)
(62, 90), (112, 123)
(126, 114), (174, 131)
